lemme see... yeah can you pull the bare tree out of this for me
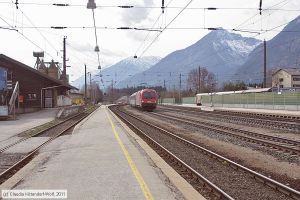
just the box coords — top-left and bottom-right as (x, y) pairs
(206, 72), (217, 93)
(187, 68), (198, 92)
(187, 67), (216, 93)
(222, 81), (247, 91)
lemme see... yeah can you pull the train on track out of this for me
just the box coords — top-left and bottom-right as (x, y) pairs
(116, 96), (129, 105)
(129, 89), (158, 111)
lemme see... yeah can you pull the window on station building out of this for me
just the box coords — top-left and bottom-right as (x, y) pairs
(293, 85), (300, 87)
(27, 93), (37, 100)
(292, 77), (300, 81)
(279, 85), (284, 88)
(279, 78), (284, 82)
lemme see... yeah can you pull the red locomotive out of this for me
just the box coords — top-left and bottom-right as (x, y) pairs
(129, 89), (158, 111)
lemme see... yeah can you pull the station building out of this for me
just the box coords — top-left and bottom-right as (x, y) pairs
(0, 54), (75, 114)
(272, 68), (300, 88)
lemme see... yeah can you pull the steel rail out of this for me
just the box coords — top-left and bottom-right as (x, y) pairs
(0, 107), (97, 183)
(161, 105), (300, 125)
(216, 109), (300, 121)
(154, 110), (300, 147)
(151, 112), (300, 155)
(112, 106), (300, 199)
(159, 106), (300, 131)
(0, 111), (86, 153)
(161, 104), (300, 121)
(110, 106), (233, 200)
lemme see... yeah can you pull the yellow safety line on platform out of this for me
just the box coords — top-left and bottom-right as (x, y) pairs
(106, 111), (154, 200)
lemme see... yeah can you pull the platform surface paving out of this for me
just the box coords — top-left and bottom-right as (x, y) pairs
(0, 109), (58, 142)
(1, 106), (182, 200)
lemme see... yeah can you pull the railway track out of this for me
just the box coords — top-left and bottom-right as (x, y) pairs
(110, 105), (300, 200)
(0, 112), (85, 153)
(0, 106), (97, 184)
(161, 104), (300, 122)
(159, 105), (300, 132)
(150, 111), (300, 156)
(217, 109), (300, 122)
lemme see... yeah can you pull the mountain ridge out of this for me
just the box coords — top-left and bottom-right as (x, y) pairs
(117, 28), (261, 88)
(71, 56), (161, 90)
(234, 15), (300, 83)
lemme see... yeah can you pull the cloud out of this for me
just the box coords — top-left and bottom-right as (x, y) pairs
(67, 42), (94, 52)
(101, 48), (126, 58)
(121, 0), (154, 26)
(68, 41), (126, 57)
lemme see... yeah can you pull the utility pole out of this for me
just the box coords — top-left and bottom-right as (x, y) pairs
(173, 85), (175, 103)
(163, 80), (166, 89)
(89, 72), (92, 103)
(179, 73), (182, 104)
(111, 79), (114, 103)
(179, 73), (182, 91)
(198, 66), (201, 93)
(62, 36), (67, 83)
(263, 39), (267, 88)
(84, 64), (87, 104)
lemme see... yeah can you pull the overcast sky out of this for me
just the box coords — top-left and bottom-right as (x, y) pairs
(0, 0), (299, 83)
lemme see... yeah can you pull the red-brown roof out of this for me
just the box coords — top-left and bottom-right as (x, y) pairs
(0, 54), (77, 89)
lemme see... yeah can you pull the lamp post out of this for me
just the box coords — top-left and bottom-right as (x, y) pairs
(84, 64), (87, 104)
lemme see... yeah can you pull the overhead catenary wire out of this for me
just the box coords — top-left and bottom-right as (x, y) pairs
(237, 1), (291, 30)
(179, 0), (297, 83)
(91, 8), (101, 69)
(1, 1), (60, 62)
(16, 7), (62, 59)
(134, 0), (175, 57)
(2, 25), (300, 34)
(0, 9), (55, 59)
(138, 0), (195, 57)
(193, 21), (299, 84)
(235, 0), (290, 30)
(0, 1), (299, 11)
(0, 14), (18, 30)
(0, 0), (298, 85)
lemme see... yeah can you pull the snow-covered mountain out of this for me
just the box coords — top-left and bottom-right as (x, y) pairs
(234, 15), (300, 83)
(71, 56), (161, 90)
(117, 28), (260, 89)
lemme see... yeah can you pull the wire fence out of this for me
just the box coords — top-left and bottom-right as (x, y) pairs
(160, 92), (300, 111)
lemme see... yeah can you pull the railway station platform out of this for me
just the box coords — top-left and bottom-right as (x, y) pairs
(1, 106), (203, 200)
(162, 103), (300, 116)
(213, 106), (300, 116)
(0, 108), (58, 144)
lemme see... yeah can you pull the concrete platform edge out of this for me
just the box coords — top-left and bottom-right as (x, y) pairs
(161, 103), (300, 116)
(107, 107), (206, 200)
(0, 152), (53, 190)
(0, 107), (100, 191)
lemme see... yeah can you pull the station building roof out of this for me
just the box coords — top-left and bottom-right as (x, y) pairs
(273, 68), (300, 76)
(0, 54), (76, 90)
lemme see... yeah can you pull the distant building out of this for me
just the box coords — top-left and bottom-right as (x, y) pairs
(37, 59), (60, 80)
(69, 89), (84, 105)
(272, 68), (300, 88)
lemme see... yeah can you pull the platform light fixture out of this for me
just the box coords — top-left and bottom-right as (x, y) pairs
(94, 45), (100, 52)
(87, 0), (96, 9)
